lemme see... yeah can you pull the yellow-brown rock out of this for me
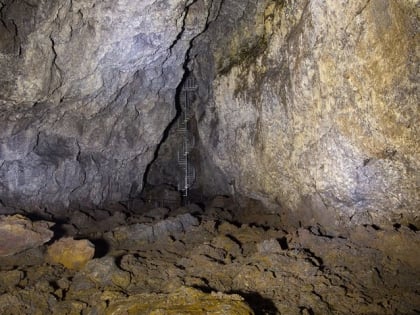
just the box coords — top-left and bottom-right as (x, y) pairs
(0, 214), (53, 256)
(105, 286), (254, 315)
(47, 237), (95, 270)
(197, 0), (419, 229)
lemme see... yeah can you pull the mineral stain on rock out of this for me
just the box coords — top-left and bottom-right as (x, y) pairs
(105, 287), (254, 315)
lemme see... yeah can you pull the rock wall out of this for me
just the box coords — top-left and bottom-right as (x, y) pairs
(0, 0), (418, 228)
(196, 0), (419, 227)
(0, 0), (212, 209)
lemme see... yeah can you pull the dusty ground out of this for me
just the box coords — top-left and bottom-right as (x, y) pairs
(0, 196), (419, 315)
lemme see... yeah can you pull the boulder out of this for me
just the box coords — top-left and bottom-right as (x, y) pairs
(0, 214), (53, 256)
(83, 256), (131, 289)
(47, 237), (95, 270)
(104, 286), (254, 315)
(107, 213), (199, 246)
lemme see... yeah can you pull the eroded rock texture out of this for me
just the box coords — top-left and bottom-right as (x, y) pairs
(0, 0), (418, 229)
(0, 0), (213, 209)
(1, 204), (419, 314)
(194, 0), (419, 227)
(0, 214), (53, 256)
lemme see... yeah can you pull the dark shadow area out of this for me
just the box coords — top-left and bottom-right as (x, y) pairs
(89, 238), (110, 258)
(192, 284), (213, 294)
(225, 234), (243, 247)
(278, 236), (289, 250)
(249, 223), (271, 231)
(229, 291), (278, 315)
(371, 224), (381, 231)
(23, 212), (50, 221)
(49, 223), (71, 242)
(363, 224), (381, 231)
(393, 223), (401, 230)
(301, 248), (324, 267)
(408, 223), (419, 232)
(140, 68), (190, 194)
(371, 224), (381, 230)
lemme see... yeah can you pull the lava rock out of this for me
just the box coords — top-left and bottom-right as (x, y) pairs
(144, 207), (170, 221)
(46, 237), (95, 270)
(0, 270), (24, 291)
(105, 286), (254, 315)
(0, 214), (54, 256)
(83, 256), (131, 289)
(196, 0), (419, 228)
(0, 0), (212, 209)
(256, 239), (283, 254)
(107, 213), (199, 246)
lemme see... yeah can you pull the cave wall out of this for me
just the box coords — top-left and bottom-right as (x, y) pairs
(0, 0), (215, 210)
(194, 0), (419, 227)
(0, 0), (418, 228)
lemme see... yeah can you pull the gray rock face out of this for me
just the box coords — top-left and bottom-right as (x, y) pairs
(106, 213), (199, 247)
(0, 0), (211, 209)
(0, 0), (418, 229)
(194, 0), (419, 227)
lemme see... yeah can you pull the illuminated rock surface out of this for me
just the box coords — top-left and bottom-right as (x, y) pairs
(0, 0), (418, 229)
(46, 237), (95, 270)
(104, 287), (254, 315)
(0, 214), (53, 256)
(0, 0), (212, 209)
(0, 204), (419, 314)
(194, 0), (419, 227)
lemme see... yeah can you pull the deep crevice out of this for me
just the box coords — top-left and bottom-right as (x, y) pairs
(407, 223), (419, 232)
(228, 290), (279, 315)
(140, 69), (189, 196)
(141, 0), (222, 197)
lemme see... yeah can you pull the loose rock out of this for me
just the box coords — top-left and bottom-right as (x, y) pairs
(47, 237), (95, 270)
(107, 213), (199, 247)
(0, 215), (53, 256)
(83, 256), (131, 289)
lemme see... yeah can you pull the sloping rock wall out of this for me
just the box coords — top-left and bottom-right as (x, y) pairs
(0, 0), (418, 228)
(0, 0), (212, 209)
(196, 0), (419, 227)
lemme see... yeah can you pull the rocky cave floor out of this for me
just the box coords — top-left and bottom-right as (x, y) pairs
(1, 195), (419, 315)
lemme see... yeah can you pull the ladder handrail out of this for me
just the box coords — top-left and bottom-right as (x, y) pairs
(176, 74), (198, 200)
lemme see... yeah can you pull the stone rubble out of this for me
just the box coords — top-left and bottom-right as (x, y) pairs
(0, 197), (419, 314)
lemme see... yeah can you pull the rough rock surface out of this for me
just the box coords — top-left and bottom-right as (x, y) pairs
(0, 0), (417, 229)
(46, 237), (95, 269)
(105, 287), (254, 315)
(0, 214), (53, 256)
(0, 201), (419, 314)
(0, 0), (213, 209)
(105, 213), (199, 247)
(195, 0), (419, 227)
(83, 256), (131, 289)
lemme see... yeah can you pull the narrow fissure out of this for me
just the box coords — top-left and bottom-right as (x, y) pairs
(141, 0), (220, 203)
(140, 69), (190, 195)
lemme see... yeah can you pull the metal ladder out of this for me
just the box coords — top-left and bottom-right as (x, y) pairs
(177, 75), (197, 201)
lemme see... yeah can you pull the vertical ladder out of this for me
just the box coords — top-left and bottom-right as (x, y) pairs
(177, 75), (197, 202)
